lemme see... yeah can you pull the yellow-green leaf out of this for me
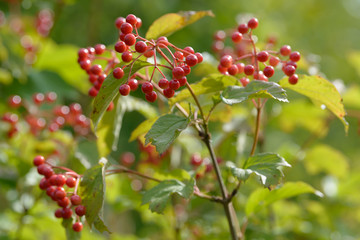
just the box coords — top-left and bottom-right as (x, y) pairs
(129, 117), (158, 142)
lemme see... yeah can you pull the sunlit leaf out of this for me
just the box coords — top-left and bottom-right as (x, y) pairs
(279, 75), (348, 132)
(146, 11), (214, 39)
(221, 80), (288, 105)
(246, 181), (323, 216)
(129, 117), (158, 142)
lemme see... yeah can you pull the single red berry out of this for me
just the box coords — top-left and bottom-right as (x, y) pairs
(73, 222), (83, 232)
(79, 59), (91, 70)
(120, 152), (135, 167)
(8, 95), (22, 108)
(39, 178), (50, 190)
(78, 48), (89, 60)
(98, 74), (106, 84)
(94, 81), (102, 90)
(115, 41), (127, 53)
(220, 55), (233, 68)
(49, 175), (58, 186)
(185, 54), (198, 67)
(120, 22), (133, 34)
(195, 53), (203, 63)
(214, 30), (226, 41)
(70, 195), (82, 205)
(122, 51), (133, 62)
(254, 71), (268, 81)
(238, 23), (249, 34)
(163, 88), (175, 98)
(45, 92), (57, 102)
(240, 77), (250, 87)
(269, 56), (280, 67)
(212, 41), (224, 52)
(107, 101), (114, 111)
(54, 187), (66, 200)
(55, 174), (66, 186)
(172, 67), (185, 79)
(182, 65), (191, 75)
(115, 17), (126, 29)
(286, 61), (298, 69)
(90, 64), (102, 75)
(87, 47), (95, 55)
(46, 186), (56, 197)
(236, 63), (245, 73)
(37, 164), (50, 175)
(128, 79), (138, 91)
(228, 65), (238, 75)
(62, 208), (73, 219)
(66, 177), (76, 188)
(126, 14), (137, 26)
(33, 155), (45, 166)
(231, 32), (243, 43)
(88, 74), (98, 83)
(169, 80), (180, 90)
(124, 33), (136, 46)
(144, 47), (154, 58)
(119, 32), (126, 41)
(136, 18), (142, 28)
(288, 74), (299, 84)
(88, 87), (98, 97)
(283, 65), (296, 76)
(157, 36), (169, 48)
(289, 51), (301, 62)
(178, 76), (187, 86)
(244, 65), (255, 75)
(33, 93), (45, 104)
(183, 46), (195, 56)
(263, 66), (275, 78)
(218, 64), (228, 74)
(43, 167), (54, 179)
(158, 78), (169, 89)
(190, 153), (203, 166)
(135, 41), (147, 53)
(145, 91), (157, 102)
(58, 197), (70, 208)
(94, 44), (106, 55)
(70, 103), (82, 114)
(141, 82), (153, 94)
(75, 205), (86, 216)
(119, 84), (131, 96)
(257, 51), (269, 62)
(247, 18), (259, 29)
(113, 67), (124, 79)
(54, 209), (63, 218)
(280, 45), (292, 56)
(174, 51), (184, 60)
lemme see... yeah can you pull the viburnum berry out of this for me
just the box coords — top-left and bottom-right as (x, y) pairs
(46, 186), (56, 197)
(37, 164), (50, 175)
(218, 64), (227, 74)
(178, 76), (187, 86)
(257, 51), (269, 62)
(231, 32), (243, 43)
(169, 79), (180, 90)
(269, 56), (280, 67)
(98, 74), (106, 84)
(135, 41), (147, 53)
(163, 88), (175, 98)
(119, 84), (131, 96)
(87, 47), (96, 55)
(119, 32), (126, 41)
(248, 18), (259, 29)
(55, 174), (66, 186)
(88, 74), (97, 83)
(157, 36), (169, 48)
(185, 54), (198, 67)
(238, 23), (249, 34)
(228, 64), (238, 75)
(90, 64), (102, 75)
(136, 18), (142, 28)
(195, 53), (203, 63)
(244, 65), (255, 75)
(144, 48), (154, 58)
(113, 67), (124, 79)
(94, 44), (106, 54)
(289, 74), (299, 84)
(286, 61), (298, 69)
(8, 95), (22, 108)
(128, 79), (138, 91)
(172, 67), (185, 79)
(75, 205), (86, 216)
(79, 59), (91, 70)
(240, 77), (250, 87)
(54, 187), (66, 200)
(33, 155), (45, 166)
(115, 17), (126, 29)
(39, 178), (50, 190)
(49, 174), (58, 185)
(158, 78), (169, 89)
(183, 46), (195, 56)
(122, 51), (133, 62)
(280, 45), (292, 56)
(145, 91), (157, 102)
(58, 197), (70, 208)
(62, 208), (73, 219)
(88, 87), (98, 97)
(124, 33), (136, 46)
(54, 209), (63, 218)
(66, 177), (76, 188)
(78, 48), (89, 60)
(290, 51), (301, 62)
(214, 30), (226, 41)
(73, 222), (83, 232)
(33, 93), (45, 104)
(174, 51), (184, 60)
(70, 195), (82, 205)
(283, 65), (296, 76)
(191, 153), (203, 166)
(115, 41), (127, 53)
(141, 82), (153, 94)
(126, 14), (137, 26)
(236, 63), (245, 73)
(220, 55), (233, 68)
(120, 152), (135, 167)
(120, 22), (133, 34)
(45, 92), (57, 102)
(182, 65), (191, 75)
(263, 66), (275, 78)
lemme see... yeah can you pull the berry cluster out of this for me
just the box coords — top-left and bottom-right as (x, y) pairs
(1, 93), (90, 138)
(77, 14), (203, 103)
(214, 18), (301, 85)
(35, 9), (53, 37)
(33, 155), (85, 232)
(190, 153), (223, 179)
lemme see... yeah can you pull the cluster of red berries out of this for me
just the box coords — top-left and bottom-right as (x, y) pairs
(214, 18), (301, 85)
(1, 93), (90, 138)
(33, 155), (85, 232)
(78, 14), (203, 103)
(35, 9), (53, 37)
(190, 153), (223, 179)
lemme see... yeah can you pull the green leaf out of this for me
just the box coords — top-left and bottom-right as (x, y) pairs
(145, 11), (214, 40)
(304, 144), (349, 178)
(79, 158), (110, 233)
(221, 80), (288, 105)
(279, 75), (348, 132)
(129, 117), (158, 142)
(91, 60), (152, 130)
(145, 114), (190, 154)
(169, 73), (239, 106)
(229, 153), (291, 187)
(142, 179), (195, 214)
(62, 217), (81, 240)
(245, 181), (323, 216)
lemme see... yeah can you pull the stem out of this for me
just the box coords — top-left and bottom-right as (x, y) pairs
(107, 166), (161, 182)
(250, 99), (262, 156)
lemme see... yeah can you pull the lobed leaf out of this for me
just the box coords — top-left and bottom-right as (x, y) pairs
(279, 75), (348, 132)
(142, 179), (195, 214)
(145, 114), (190, 154)
(145, 11), (214, 40)
(221, 80), (288, 105)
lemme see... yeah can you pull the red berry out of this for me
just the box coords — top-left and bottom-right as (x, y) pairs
(70, 195), (82, 205)
(94, 44), (106, 54)
(248, 18), (259, 29)
(141, 82), (153, 94)
(218, 64), (228, 74)
(136, 18), (142, 28)
(195, 53), (203, 63)
(288, 74), (299, 84)
(33, 93), (45, 104)
(120, 22), (133, 34)
(119, 32), (126, 41)
(157, 36), (169, 48)
(128, 79), (138, 91)
(113, 67), (124, 79)
(43, 167), (54, 179)
(115, 41), (127, 53)
(58, 197), (70, 207)
(87, 47), (95, 55)
(236, 63), (245, 73)
(286, 61), (298, 69)
(169, 80), (180, 90)
(263, 66), (274, 78)
(119, 84), (131, 96)
(172, 67), (185, 79)
(227, 65), (238, 75)
(122, 51), (133, 62)
(98, 74), (106, 84)
(54, 187), (66, 200)
(185, 54), (198, 67)
(238, 23), (249, 34)
(66, 177), (76, 188)
(78, 48), (89, 60)
(8, 95), (22, 108)
(174, 51), (184, 60)
(73, 222), (83, 232)
(75, 205), (86, 216)
(55, 209), (63, 218)
(37, 164), (50, 175)
(163, 88), (175, 98)
(45, 92), (57, 102)
(126, 14), (137, 26)
(244, 65), (255, 75)
(289, 51), (301, 62)
(135, 41), (147, 53)
(62, 208), (73, 219)
(280, 45), (291, 56)
(79, 59), (91, 70)
(33, 155), (45, 166)
(55, 174), (66, 186)
(107, 101), (114, 111)
(120, 152), (135, 167)
(115, 17), (126, 29)
(88, 74), (98, 83)
(158, 78), (169, 89)
(124, 33), (136, 46)
(283, 65), (296, 76)
(269, 56), (280, 67)
(231, 32), (243, 43)
(220, 55), (233, 68)
(90, 64), (102, 75)
(144, 48), (154, 58)
(240, 77), (250, 87)
(88, 87), (98, 97)
(257, 51), (269, 62)
(46, 186), (56, 197)
(190, 153), (202, 166)
(39, 178), (50, 190)
(178, 76), (187, 86)
(49, 175), (58, 185)
(214, 30), (226, 41)
(182, 65), (191, 75)
(145, 91), (157, 102)
(183, 46), (195, 56)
